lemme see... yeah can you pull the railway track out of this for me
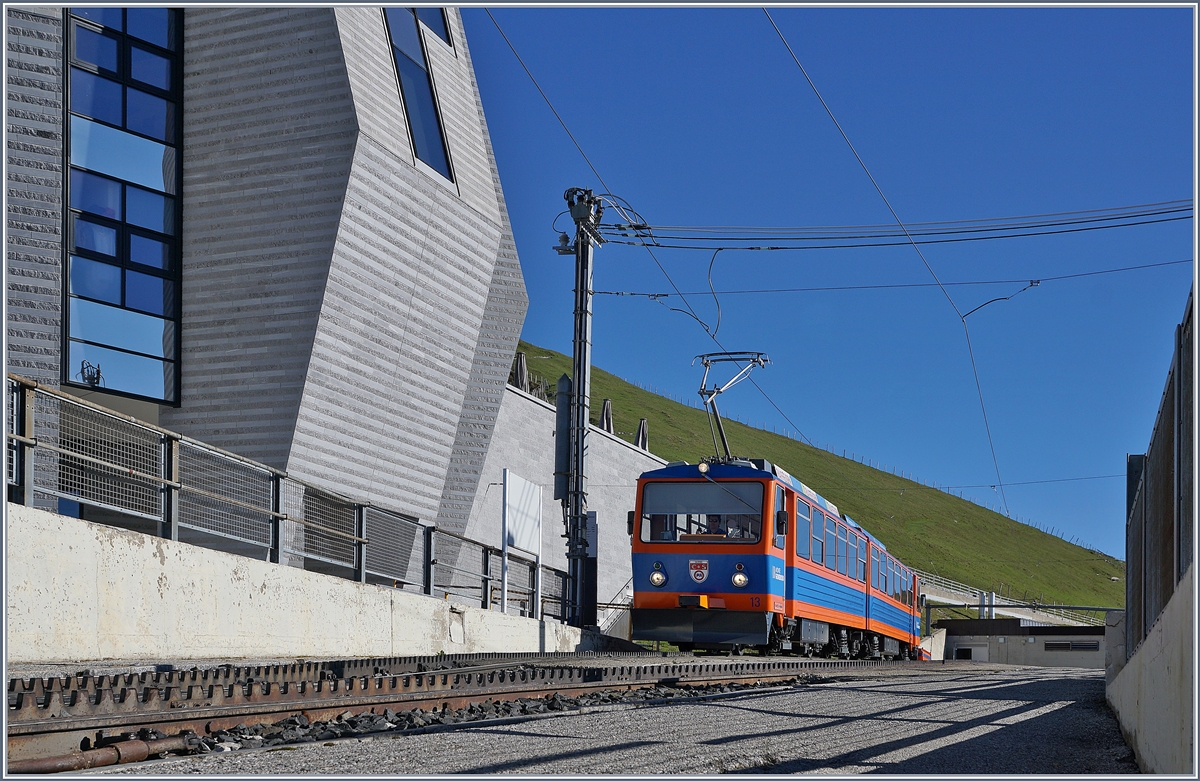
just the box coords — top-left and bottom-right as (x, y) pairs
(8, 652), (901, 773)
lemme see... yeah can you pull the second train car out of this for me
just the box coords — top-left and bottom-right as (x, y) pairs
(630, 457), (928, 659)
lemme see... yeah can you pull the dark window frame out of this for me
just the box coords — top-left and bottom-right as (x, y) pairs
(63, 7), (183, 405)
(795, 499), (810, 559)
(382, 7), (455, 182)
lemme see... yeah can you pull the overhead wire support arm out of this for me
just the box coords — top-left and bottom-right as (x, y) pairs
(693, 352), (770, 460)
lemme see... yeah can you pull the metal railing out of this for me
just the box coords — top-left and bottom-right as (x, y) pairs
(5, 375), (571, 622)
(915, 568), (1105, 626)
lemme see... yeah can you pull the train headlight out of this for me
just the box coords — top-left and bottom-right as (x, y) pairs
(731, 572), (749, 588)
(649, 567), (667, 587)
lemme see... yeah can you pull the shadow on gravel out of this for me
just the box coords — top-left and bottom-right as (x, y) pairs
(458, 739), (665, 774)
(737, 674), (1139, 775)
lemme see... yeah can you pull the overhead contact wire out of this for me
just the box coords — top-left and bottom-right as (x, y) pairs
(764, 8), (1011, 515)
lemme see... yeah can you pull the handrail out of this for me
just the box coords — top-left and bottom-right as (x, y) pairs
(5, 376), (571, 622)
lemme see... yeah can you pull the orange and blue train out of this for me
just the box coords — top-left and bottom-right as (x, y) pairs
(630, 457), (928, 659)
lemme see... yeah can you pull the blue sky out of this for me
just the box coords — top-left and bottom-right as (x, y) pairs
(463, 7), (1195, 559)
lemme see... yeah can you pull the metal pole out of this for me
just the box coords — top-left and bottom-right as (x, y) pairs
(501, 469), (509, 613)
(564, 187), (602, 627)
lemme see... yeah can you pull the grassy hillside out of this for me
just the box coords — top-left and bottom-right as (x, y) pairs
(516, 340), (1125, 609)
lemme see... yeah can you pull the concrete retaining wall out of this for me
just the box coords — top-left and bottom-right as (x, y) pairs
(5, 504), (582, 664)
(1106, 564), (1193, 774)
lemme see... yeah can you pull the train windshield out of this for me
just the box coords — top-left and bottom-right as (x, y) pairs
(639, 481), (763, 543)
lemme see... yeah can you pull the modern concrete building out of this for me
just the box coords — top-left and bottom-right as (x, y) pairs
(6, 5), (526, 532)
(935, 618), (1106, 668)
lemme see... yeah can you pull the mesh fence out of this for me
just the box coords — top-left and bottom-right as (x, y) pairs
(364, 506), (425, 589)
(540, 566), (568, 622)
(6, 383), (17, 486)
(280, 480), (357, 569)
(430, 532), (492, 606)
(41, 394), (162, 519)
(499, 552), (537, 617)
(177, 441), (273, 546)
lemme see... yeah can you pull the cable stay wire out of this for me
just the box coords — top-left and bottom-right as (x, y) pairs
(485, 9), (611, 194)
(610, 198), (1193, 234)
(596, 214), (1192, 251)
(601, 201), (1192, 240)
(594, 258), (1193, 298)
(764, 7), (1010, 515)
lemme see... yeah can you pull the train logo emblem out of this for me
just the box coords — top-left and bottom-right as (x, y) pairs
(689, 560), (709, 583)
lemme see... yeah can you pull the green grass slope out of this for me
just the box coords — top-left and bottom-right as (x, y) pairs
(516, 340), (1125, 609)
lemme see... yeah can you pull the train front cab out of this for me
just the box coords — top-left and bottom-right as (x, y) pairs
(631, 463), (785, 651)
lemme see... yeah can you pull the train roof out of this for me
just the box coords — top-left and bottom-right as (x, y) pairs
(639, 458), (887, 552)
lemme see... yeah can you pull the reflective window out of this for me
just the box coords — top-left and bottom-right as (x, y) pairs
(837, 525), (848, 575)
(73, 8), (123, 29)
(824, 516), (836, 570)
(74, 24), (118, 71)
(857, 538), (867, 582)
(795, 500), (810, 560)
(127, 88), (174, 141)
(127, 7), (172, 49)
(415, 8), (451, 45)
(69, 256), (121, 304)
(130, 46), (171, 89)
(66, 8), (181, 403)
(71, 116), (176, 194)
(811, 509), (824, 563)
(384, 8), (453, 180)
(71, 68), (122, 126)
(870, 548), (880, 589)
(639, 481), (763, 544)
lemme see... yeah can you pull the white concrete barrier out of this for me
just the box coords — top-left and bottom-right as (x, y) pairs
(5, 504), (582, 664)
(1106, 564), (1193, 774)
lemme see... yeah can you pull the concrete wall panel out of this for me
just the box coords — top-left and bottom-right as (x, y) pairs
(5, 6), (64, 387)
(5, 504), (583, 663)
(161, 8), (359, 470)
(1107, 564), (1193, 774)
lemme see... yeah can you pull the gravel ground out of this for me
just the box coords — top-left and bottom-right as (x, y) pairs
(88, 663), (1137, 775)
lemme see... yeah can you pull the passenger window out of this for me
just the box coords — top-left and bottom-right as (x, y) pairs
(870, 548), (879, 589)
(811, 509), (824, 563)
(796, 501), (810, 559)
(857, 538), (867, 582)
(824, 516), (837, 570)
(836, 525), (848, 575)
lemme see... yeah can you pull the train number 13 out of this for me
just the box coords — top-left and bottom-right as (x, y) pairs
(749, 597), (761, 607)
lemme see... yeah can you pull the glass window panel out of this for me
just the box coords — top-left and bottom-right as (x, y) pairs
(796, 507), (809, 560)
(70, 116), (176, 194)
(72, 8), (123, 30)
(70, 68), (122, 126)
(415, 8), (450, 44)
(385, 9), (424, 66)
(871, 549), (879, 589)
(641, 481), (762, 515)
(129, 233), (170, 269)
(74, 25), (118, 71)
(130, 46), (171, 90)
(127, 8), (171, 50)
(68, 340), (171, 401)
(126, 88), (173, 142)
(395, 52), (451, 179)
(125, 270), (172, 317)
(811, 509), (824, 562)
(69, 256), (121, 304)
(70, 168), (122, 219)
(126, 187), (174, 234)
(824, 518), (836, 570)
(70, 297), (172, 358)
(837, 526), (848, 575)
(72, 216), (118, 257)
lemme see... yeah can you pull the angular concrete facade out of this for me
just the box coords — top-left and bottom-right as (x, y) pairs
(5, 6), (527, 531)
